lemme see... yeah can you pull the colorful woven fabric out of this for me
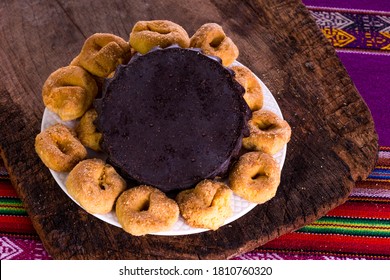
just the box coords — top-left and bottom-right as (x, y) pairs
(0, 175), (52, 260)
(309, 7), (390, 53)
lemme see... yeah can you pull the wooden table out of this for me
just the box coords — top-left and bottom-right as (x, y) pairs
(0, 0), (378, 259)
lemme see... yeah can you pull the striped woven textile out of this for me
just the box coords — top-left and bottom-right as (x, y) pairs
(0, 165), (51, 260)
(1, 2), (390, 260)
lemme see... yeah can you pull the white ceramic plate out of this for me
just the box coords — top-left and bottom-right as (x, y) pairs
(41, 61), (287, 236)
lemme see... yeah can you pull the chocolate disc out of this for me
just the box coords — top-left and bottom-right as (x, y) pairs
(95, 46), (250, 192)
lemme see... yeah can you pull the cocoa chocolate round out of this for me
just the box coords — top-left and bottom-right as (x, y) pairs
(95, 46), (250, 192)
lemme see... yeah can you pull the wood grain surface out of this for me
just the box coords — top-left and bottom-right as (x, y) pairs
(0, 0), (378, 259)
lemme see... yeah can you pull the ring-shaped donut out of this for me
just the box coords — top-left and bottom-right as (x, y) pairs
(230, 65), (263, 111)
(229, 151), (281, 204)
(74, 33), (131, 77)
(35, 123), (87, 172)
(190, 23), (239, 66)
(243, 109), (291, 155)
(75, 108), (102, 151)
(116, 185), (179, 236)
(66, 159), (127, 214)
(42, 65), (98, 121)
(176, 179), (232, 230)
(129, 20), (190, 54)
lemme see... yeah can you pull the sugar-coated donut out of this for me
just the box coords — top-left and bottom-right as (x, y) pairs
(243, 109), (291, 155)
(229, 151), (281, 204)
(35, 123), (87, 172)
(116, 185), (179, 236)
(73, 33), (131, 78)
(75, 108), (102, 151)
(66, 159), (127, 214)
(230, 65), (263, 111)
(129, 20), (190, 54)
(176, 179), (232, 230)
(190, 23), (239, 66)
(42, 65), (98, 121)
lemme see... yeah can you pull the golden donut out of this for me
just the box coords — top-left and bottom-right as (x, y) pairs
(42, 65), (98, 121)
(73, 33), (131, 78)
(176, 179), (232, 230)
(129, 20), (190, 54)
(69, 55), (81, 66)
(190, 23), (239, 66)
(35, 123), (87, 172)
(75, 108), (102, 151)
(116, 185), (179, 236)
(229, 151), (281, 204)
(66, 159), (127, 214)
(70, 56), (114, 99)
(230, 65), (263, 110)
(243, 109), (291, 155)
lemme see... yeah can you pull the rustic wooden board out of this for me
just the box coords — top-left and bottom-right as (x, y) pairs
(0, 0), (378, 259)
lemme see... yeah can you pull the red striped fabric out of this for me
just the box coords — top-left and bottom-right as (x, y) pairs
(0, 181), (18, 198)
(326, 200), (390, 219)
(0, 216), (37, 235)
(261, 232), (390, 258)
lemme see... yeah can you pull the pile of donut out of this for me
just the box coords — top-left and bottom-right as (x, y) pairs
(35, 20), (291, 236)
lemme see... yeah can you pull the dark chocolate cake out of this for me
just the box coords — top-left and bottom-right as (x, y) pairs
(95, 46), (251, 193)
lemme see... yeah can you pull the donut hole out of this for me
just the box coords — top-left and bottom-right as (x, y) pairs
(131, 194), (151, 212)
(209, 195), (217, 207)
(156, 30), (171, 35)
(56, 140), (73, 155)
(209, 35), (225, 48)
(98, 170), (107, 190)
(193, 183), (220, 208)
(92, 43), (104, 52)
(207, 187), (230, 209)
(139, 200), (150, 211)
(146, 24), (170, 35)
(206, 191), (219, 207)
(256, 121), (276, 131)
(251, 171), (267, 180)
